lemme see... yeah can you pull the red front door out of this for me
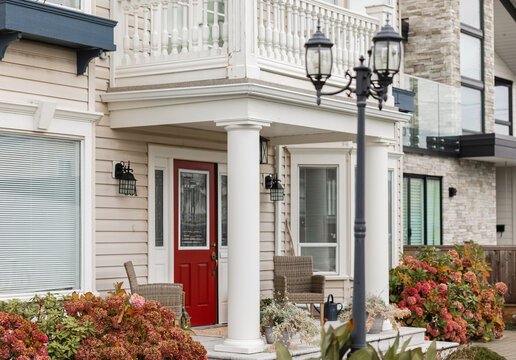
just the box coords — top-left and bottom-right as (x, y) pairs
(174, 160), (217, 326)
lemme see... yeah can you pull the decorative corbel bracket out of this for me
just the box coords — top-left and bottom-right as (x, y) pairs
(0, 31), (21, 60)
(77, 48), (103, 75)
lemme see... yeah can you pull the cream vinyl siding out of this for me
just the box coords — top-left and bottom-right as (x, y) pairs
(0, 41), (89, 109)
(496, 167), (514, 245)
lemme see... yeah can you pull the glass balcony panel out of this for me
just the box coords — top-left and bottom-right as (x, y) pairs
(401, 75), (462, 151)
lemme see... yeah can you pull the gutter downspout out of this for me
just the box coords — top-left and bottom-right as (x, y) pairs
(275, 145), (283, 255)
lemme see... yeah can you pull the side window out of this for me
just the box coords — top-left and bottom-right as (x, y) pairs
(403, 175), (442, 246)
(299, 166), (338, 273)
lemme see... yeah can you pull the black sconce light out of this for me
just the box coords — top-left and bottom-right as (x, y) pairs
(449, 187), (457, 197)
(260, 136), (269, 164)
(114, 161), (137, 196)
(265, 175), (284, 202)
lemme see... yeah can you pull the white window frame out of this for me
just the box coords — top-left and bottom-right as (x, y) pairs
(0, 100), (101, 300)
(388, 153), (401, 268)
(289, 146), (351, 278)
(44, 0), (90, 14)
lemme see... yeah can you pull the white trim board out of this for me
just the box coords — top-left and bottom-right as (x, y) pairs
(289, 146), (352, 277)
(0, 99), (101, 298)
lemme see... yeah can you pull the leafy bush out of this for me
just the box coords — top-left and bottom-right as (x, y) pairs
(390, 242), (507, 343)
(0, 311), (50, 359)
(64, 292), (207, 359)
(446, 346), (506, 360)
(0, 294), (95, 360)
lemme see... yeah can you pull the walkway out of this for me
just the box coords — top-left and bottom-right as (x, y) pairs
(471, 331), (516, 360)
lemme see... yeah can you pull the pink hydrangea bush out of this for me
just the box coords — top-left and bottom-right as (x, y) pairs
(0, 311), (50, 360)
(64, 292), (207, 360)
(390, 243), (507, 343)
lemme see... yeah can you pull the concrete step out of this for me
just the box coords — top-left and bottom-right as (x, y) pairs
(367, 327), (426, 353)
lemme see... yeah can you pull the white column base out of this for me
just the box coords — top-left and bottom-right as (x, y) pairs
(214, 338), (266, 354)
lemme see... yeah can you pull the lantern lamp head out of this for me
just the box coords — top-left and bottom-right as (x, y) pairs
(264, 175), (284, 202)
(371, 18), (403, 87)
(114, 161), (137, 196)
(304, 20), (334, 95)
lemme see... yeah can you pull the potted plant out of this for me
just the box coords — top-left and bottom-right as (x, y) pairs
(339, 295), (410, 334)
(260, 300), (319, 347)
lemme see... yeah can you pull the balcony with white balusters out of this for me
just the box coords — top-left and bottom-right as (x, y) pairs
(111, 0), (384, 90)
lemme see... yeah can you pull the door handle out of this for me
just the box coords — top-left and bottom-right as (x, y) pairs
(211, 251), (217, 260)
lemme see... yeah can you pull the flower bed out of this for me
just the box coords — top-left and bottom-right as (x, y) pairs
(0, 312), (50, 359)
(0, 285), (206, 360)
(390, 243), (507, 343)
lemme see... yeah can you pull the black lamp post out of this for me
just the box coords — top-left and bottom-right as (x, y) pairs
(305, 19), (402, 354)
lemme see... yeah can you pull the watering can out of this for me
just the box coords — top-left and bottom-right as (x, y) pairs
(323, 294), (343, 321)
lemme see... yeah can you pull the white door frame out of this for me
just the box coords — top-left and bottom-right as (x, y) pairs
(148, 144), (227, 320)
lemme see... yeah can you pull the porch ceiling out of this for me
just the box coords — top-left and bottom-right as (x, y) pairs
(101, 81), (409, 143)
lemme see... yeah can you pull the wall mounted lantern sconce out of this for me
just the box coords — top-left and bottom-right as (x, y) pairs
(449, 187), (457, 198)
(114, 161), (137, 196)
(265, 175), (284, 202)
(260, 136), (270, 164)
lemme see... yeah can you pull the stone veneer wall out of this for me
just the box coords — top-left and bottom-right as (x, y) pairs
(404, 153), (496, 245)
(401, 0), (461, 87)
(483, 0), (495, 133)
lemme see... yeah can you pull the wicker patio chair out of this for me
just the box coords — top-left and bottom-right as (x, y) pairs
(273, 255), (326, 325)
(124, 261), (185, 322)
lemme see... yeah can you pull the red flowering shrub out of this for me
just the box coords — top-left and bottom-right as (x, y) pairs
(64, 292), (207, 360)
(0, 311), (50, 359)
(390, 242), (507, 343)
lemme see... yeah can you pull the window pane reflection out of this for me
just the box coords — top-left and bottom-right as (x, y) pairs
(180, 171), (208, 248)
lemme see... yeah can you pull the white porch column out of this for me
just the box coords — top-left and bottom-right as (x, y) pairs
(214, 120), (268, 354)
(365, 140), (390, 304)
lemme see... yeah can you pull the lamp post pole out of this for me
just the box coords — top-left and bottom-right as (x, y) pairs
(351, 58), (370, 352)
(304, 19), (402, 356)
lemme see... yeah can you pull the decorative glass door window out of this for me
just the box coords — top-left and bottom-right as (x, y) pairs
(299, 167), (337, 273)
(179, 170), (209, 249)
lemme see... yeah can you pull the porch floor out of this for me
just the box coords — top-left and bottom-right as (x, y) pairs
(192, 333), (320, 360)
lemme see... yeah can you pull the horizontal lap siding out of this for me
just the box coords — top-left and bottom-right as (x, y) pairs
(0, 41), (88, 110)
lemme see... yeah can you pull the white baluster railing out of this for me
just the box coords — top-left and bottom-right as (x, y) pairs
(255, 0), (380, 77)
(116, 0), (228, 66)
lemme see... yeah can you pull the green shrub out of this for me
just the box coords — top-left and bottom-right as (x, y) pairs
(446, 346), (506, 360)
(0, 294), (96, 359)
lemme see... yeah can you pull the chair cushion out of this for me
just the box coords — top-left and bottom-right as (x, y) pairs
(285, 292), (325, 303)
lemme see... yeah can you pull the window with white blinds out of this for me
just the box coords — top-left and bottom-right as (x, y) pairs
(0, 133), (81, 295)
(403, 175), (442, 246)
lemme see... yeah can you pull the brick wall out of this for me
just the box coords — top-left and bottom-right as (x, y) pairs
(404, 153), (496, 245)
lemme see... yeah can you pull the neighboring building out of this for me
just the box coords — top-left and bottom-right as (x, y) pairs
(0, 0), (410, 355)
(399, 0), (516, 247)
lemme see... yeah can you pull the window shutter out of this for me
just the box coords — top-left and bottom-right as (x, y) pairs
(0, 133), (81, 294)
(409, 178), (425, 245)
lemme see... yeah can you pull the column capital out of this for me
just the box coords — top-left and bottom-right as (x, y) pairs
(215, 119), (271, 130)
